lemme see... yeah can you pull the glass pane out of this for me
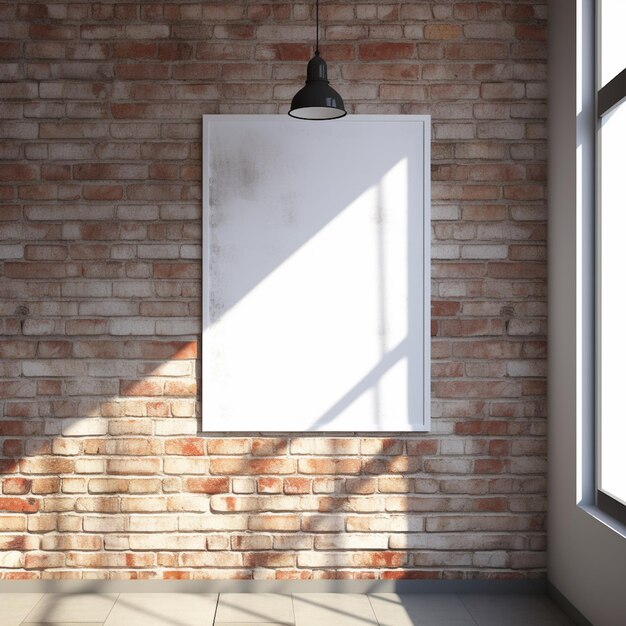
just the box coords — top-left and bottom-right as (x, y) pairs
(600, 0), (626, 87)
(599, 100), (626, 506)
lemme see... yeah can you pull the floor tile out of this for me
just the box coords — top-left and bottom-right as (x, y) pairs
(0, 590), (577, 626)
(0, 594), (44, 626)
(292, 594), (378, 626)
(215, 594), (293, 624)
(370, 593), (477, 626)
(103, 593), (218, 626)
(459, 594), (574, 626)
(22, 593), (118, 623)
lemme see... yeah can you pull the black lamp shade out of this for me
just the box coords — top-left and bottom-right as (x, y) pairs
(289, 53), (346, 120)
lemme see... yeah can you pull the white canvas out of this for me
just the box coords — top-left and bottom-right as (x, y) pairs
(202, 115), (430, 432)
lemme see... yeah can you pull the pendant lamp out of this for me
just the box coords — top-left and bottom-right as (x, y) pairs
(288, 0), (347, 120)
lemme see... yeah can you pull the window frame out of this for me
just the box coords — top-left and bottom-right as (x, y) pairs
(595, 0), (626, 526)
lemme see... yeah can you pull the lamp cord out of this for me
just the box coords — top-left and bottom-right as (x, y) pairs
(315, 0), (319, 54)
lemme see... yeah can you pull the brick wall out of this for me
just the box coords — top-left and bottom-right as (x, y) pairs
(0, 1), (547, 580)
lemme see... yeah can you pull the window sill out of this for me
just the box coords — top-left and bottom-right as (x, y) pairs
(578, 502), (626, 540)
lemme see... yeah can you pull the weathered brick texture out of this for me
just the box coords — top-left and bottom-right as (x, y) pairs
(0, 1), (547, 580)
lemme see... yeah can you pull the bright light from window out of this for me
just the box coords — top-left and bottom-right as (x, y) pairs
(599, 101), (626, 507)
(600, 0), (626, 87)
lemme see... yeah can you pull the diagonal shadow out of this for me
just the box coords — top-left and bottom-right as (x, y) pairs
(21, 586), (219, 626)
(307, 340), (407, 431)
(291, 593), (380, 625)
(212, 593), (293, 625)
(203, 120), (426, 433)
(214, 593), (380, 626)
(205, 118), (412, 327)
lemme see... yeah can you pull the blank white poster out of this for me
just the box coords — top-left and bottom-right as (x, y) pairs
(202, 115), (430, 432)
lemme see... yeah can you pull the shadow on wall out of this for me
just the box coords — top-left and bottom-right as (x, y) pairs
(0, 346), (434, 579)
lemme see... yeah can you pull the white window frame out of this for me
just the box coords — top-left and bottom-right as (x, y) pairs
(596, 0), (626, 525)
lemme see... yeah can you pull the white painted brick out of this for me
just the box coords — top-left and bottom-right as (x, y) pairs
(432, 244), (460, 259)
(461, 245), (508, 259)
(109, 319), (156, 336)
(62, 418), (108, 436)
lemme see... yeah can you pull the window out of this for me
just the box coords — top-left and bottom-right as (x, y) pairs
(597, 0), (626, 524)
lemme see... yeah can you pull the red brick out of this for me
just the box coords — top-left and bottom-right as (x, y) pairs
(343, 64), (418, 81)
(360, 42), (415, 60)
(0, 205), (21, 220)
(445, 42), (508, 59)
(257, 477), (282, 493)
(4, 262), (67, 278)
(115, 63), (169, 80)
(249, 515), (300, 531)
(25, 552), (65, 569)
(185, 478), (229, 494)
(211, 458), (296, 475)
(284, 477), (311, 494)
(83, 185), (124, 201)
(24, 245), (68, 261)
(454, 420), (507, 435)
(453, 3), (476, 20)
(154, 263), (201, 279)
(381, 570), (440, 580)
(516, 25), (547, 41)
(149, 163), (179, 180)
(3, 439), (22, 457)
(0, 341), (37, 359)
(0, 460), (19, 475)
(2, 478), (31, 495)
(41, 164), (71, 180)
(112, 43), (157, 59)
(434, 380), (521, 399)
(243, 552), (295, 568)
(19, 185), (57, 200)
(439, 319), (505, 337)
(0, 164), (38, 181)
(354, 552), (407, 567)
(487, 262), (546, 279)
(120, 380), (164, 397)
(0, 42), (21, 58)
(164, 380), (197, 397)
(251, 438), (288, 456)
(197, 43), (252, 60)
(425, 24), (463, 39)
(0, 497), (39, 513)
(165, 438), (204, 456)
(30, 24), (77, 40)
(475, 459), (509, 474)
(138, 341), (197, 360)
(432, 300), (461, 316)
(269, 43), (308, 61)
(407, 440), (439, 456)
(298, 459), (361, 475)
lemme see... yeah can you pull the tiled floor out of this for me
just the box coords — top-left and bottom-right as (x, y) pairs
(0, 592), (575, 625)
